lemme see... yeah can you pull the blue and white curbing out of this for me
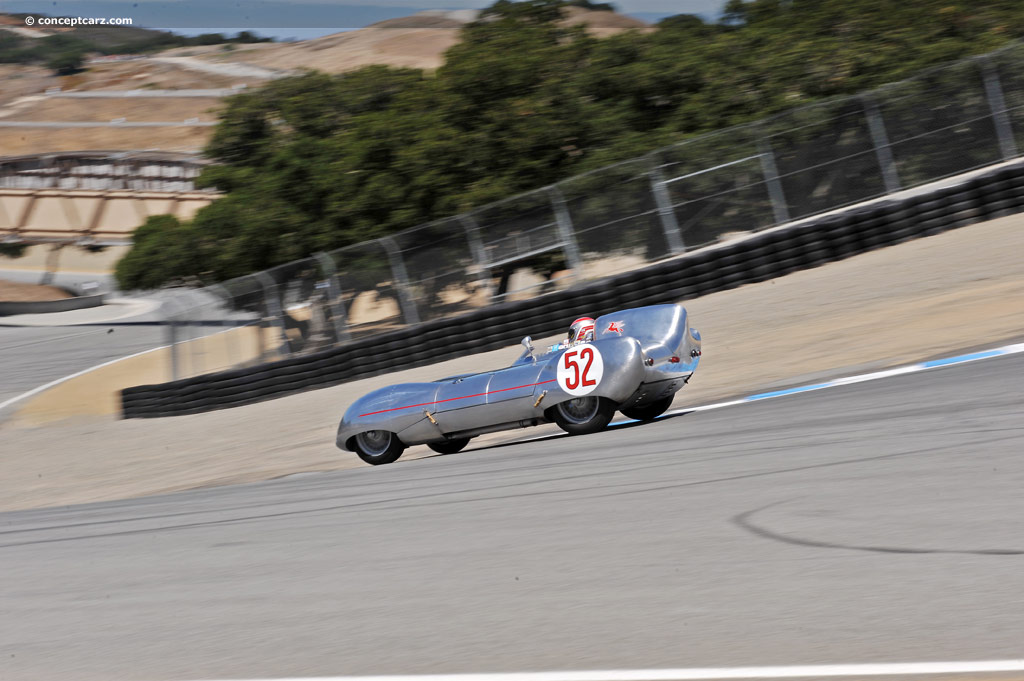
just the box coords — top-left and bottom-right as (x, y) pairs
(512, 341), (1024, 438)
(667, 341), (1024, 418)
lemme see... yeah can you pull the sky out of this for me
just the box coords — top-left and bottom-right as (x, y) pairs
(0, 0), (726, 39)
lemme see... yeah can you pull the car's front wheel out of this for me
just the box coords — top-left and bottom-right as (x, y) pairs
(428, 437), (471, 455)
(620, 396), (674, 421)
(352, 430), (405, 465)
(548, 396), (617, 435)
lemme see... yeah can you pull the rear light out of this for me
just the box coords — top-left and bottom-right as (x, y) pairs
(691, 349), (701, 358)
(645, 357), (654, 366)
(669, 356), (680, 363)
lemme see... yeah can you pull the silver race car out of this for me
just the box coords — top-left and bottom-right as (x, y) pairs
(336, 303), (702, 464)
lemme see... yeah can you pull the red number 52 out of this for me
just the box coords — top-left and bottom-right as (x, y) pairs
(563, 347), (597, 390)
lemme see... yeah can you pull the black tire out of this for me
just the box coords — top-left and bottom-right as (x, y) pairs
(548, 396), (617, 435)
(428, 438), (471, 455)
(620, 396), (674, 422)
(352, 430), (405, 465)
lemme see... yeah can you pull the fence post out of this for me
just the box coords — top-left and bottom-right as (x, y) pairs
(182, 292), (199, 378)
(980, 57), (1019, 161)
(254, 294), (267, 363)
(757, 135), (791, 225)
(647, 154), (686, 255)
(547, 185), (584, 277)
(161, 296), (181, 381)
(862, 94), (902, 194)
(253, 271), (292, 355)
(378, 236), (421, 326)
(169, 322), (180, 380)
(208, 283), (240, 371)
(186, 291), (205, 376)
(313, 251), (351, 344)
(459, 214), (495, 300)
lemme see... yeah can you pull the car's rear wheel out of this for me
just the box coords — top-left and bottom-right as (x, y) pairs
(549, 396), (617, 435)
(620, 396), (674, 422)
(352, 430), (405, 465)
(428, 437), (471, 455)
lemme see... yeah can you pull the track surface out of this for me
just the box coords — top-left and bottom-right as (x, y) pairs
(1, 353), (1023, 681)
(0, 325), (163, 408)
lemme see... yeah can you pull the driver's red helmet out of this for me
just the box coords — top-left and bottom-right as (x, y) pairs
(567, 316), (595, 344)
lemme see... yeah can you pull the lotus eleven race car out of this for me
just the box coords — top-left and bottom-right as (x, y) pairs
(336, 303), (702, 465)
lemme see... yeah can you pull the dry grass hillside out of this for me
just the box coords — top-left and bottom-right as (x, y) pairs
(0, 51), (243, 106)
(0, 96), (223, 122)
(160, 8), (651, 75)
(0, 8), (650, 155)
(0, 126), (213, 155)
(0, 59), (245, 153)
(186, 28), (462, 73)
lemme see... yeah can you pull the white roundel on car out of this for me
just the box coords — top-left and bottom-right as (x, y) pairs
(556, 344), (605, 396)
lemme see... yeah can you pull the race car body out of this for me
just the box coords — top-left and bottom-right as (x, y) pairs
(336, 303), (701, 464)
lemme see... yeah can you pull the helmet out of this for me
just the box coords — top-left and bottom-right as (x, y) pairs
(567, 316), (595, 344)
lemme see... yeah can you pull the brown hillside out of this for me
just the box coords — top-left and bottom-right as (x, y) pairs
(1, 97), (223, 123)
(0, 8), (651, 155)
(0, 126), (212, 155)
(190, 8), (651, 75)
(196, 27), (462, 74)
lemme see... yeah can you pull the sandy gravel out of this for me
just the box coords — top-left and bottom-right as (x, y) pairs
(1, 214), (1023, 511)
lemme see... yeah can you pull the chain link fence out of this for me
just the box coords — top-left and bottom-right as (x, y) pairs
(162, 41), (1024, 379)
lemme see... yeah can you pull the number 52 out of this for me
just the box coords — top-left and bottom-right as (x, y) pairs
(562, 347), (597, 390)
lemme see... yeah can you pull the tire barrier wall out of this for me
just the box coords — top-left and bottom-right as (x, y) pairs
(121, 159), (1024, 418)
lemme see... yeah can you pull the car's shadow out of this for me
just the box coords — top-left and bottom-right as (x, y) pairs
(418, 409), (696, 460)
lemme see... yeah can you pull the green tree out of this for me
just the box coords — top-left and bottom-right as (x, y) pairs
(231, 31), (272, 43)
(114, 0), (1024, 288)
(480, 0), (567, 24)
(568, 0), (616, 11)
(115, 215), (211, 290)
(195, 33), (228, 46)
(46, 51), (85, 75)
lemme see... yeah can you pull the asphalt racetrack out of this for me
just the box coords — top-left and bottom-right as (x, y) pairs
(2, 352), (1023, 681)
(0, 325), (163, 411)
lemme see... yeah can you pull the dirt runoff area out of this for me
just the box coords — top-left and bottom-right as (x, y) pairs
(1, 214), (1023, 511)
(0, 278), (71, 302)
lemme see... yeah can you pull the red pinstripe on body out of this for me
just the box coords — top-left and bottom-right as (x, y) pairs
(358, 379), (557, 417)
